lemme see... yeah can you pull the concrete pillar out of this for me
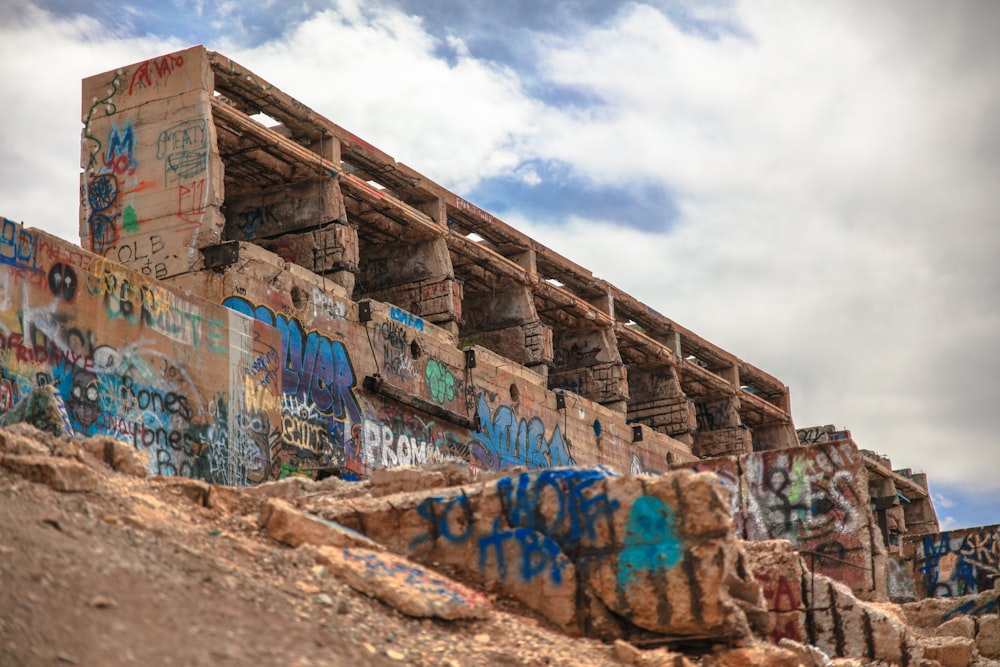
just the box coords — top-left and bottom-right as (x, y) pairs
(626, 364), (696, 445)
(691, 394), (751, 458)
(459, 285), (553, 370)
(548, 328), (629, 411)
(81, 46), (223, 279)
(355, 236), (461, 338)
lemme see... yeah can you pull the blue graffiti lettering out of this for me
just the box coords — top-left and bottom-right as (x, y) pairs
(103, 121), (137, 175)
(223, 296), (360, 423)
(390, 306), (424, 332)
(941, 597), (999, 622)
(470, 395), (574, 470)
(0, 218), (40, 271)
(409, 493), (474, 550)
(478, 523), (566, 585)
(496, 468), (618, 549)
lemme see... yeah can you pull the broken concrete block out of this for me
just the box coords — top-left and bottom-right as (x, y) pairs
(919, 636), (976, 667)
(808, 575), (919, 664)
(154, 477), (212, 506)
(79, 436), (148, 478)
(935, 614), (975, 639)
(776, 638), (833, 666)
(262, 498), (382, 550)
(708, 643), (804, 667)
(316, 467), (762, 643)
(0, 385), (75, 438)
(312, 546), (491, 620)
(978, 614), (1000, 659)
(0, 424), (53, 457)
(0, 454), (98, 492)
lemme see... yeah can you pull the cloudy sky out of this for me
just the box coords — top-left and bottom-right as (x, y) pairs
(2, 1), (998, 529)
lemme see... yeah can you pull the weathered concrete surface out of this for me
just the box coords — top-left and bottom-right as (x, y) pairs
(261, 497), (383, 550)
(744, 540), (920, 664)
(78, 435), (149, 478)
(978, 614), (1000, 659)
(902, 588), (1000, 663)
(80, 47), (224, 277)
(72, 45), (804, 497)
(309, 545), (492, 621)
(0, 223), (284, 486)
(919, 635), (977, 667)
(902, 523), (1000, 599)
(676, 440), (888, 602)
(308, 466), (766, 643)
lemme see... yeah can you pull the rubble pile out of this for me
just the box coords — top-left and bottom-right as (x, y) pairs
(2, 419), (998, 666)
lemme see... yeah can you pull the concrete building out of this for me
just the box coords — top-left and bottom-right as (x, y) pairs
(2, 45), (970, 606)
(78, 45), (798, 480)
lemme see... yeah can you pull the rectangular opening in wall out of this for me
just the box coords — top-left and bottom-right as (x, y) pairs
(250, 112), (281, 128)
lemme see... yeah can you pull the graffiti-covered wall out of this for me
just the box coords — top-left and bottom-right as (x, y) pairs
(674, 440), (886, 599)
(168, 245), (688, 481)
(0, 221), (281, 484)
(80, 46), (223, 280)
(903, 524), (1000, 598)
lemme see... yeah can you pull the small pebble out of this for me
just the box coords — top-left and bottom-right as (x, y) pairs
(314, 593), (334, 606)
(90, 595), (117, 609)
(385, 649), (406, 661)
(474, 633), (491, 644)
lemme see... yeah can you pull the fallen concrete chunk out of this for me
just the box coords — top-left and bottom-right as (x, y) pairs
(919, 635), (977, 667)
(262, 498), (383, 550)
(79, 436), (148, 478)
(902, 588), (1000, 629)
(744, 540), (920, 664)
(312, 546), (491, 620)
(315, 467), (763, 643)
(936, 614), (976, 639)
(0, 424), (52, 456)
(776, 638), (832, 666)
(708, 643), (804, 667)
(154, 477), (212, 506)
(0, 454), (98, 492)
(977, 614), (1000, 659)
(0, 385), (75, 438)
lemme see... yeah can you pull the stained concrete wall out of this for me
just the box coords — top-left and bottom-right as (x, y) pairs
(0, 221), (281, 485)
(80, 48), (224, 279)
(901, 524), (1000, 599)
(1, 218), (695, 484)
(674, 440), (888, 601)
(75, 47), (802, 480)
(169, 242), (694, 479)
(70, 45), (718, 483)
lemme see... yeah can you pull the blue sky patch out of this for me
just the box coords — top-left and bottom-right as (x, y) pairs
(467, 159), (680, 232)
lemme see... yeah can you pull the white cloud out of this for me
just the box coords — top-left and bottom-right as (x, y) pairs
(216, 2), (542, 193)
(509, 1), (1000, 494)
(934, 492), (955, 510)
(0, 4), (183, 241)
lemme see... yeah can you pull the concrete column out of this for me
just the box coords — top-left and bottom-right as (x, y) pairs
(81, 46), (223, 279)
(356, 236), (461, 338)
(548, 328), (629, 411)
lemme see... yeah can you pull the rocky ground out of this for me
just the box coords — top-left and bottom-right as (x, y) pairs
(0, 422), (997, 667)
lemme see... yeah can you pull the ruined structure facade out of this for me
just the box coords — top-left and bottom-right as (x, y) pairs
(8, 47), (988, 611)
(75, 45), (797, 481)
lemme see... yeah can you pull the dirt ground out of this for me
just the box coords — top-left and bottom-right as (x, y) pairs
(0, 426), (662, 667)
